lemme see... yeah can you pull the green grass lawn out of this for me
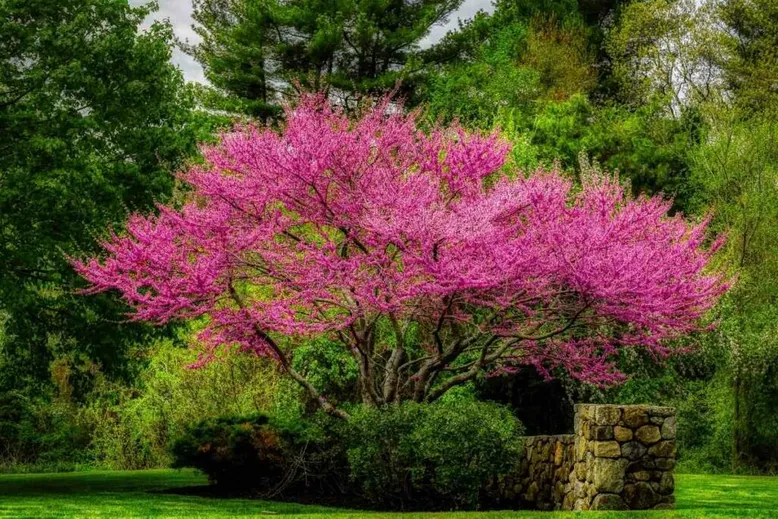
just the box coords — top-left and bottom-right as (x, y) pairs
(0, 469), (776, 518)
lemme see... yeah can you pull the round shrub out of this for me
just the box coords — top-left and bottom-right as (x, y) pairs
(170, 414), (286, 490)
(345, 399), (525, 510)
(170, 412), (349, 496)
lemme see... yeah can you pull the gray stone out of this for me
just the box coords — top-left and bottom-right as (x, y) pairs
(573, 498), (589, 511)
(591, 425), (614, 440)
(661, 416), (677, 439)
(592, 457), (628, 493)
(563, 491), (576, 510)
(635, 425), (662, 445)
(575, 404), (593, 421)
(622, 441), (648, 460)
(628, 459), (655, 471)
(554, 442), (565, 465)
(648, 440), (677, 458)
(659, 472), (674, 495)
(623, 481), (659, 509)
(622, 407), (649, 428)
(497, 405), (676, 512)
(576, 439), (588, 461)
(595, 406), (621, 425)
(591, 493), (629, 510)
(525, 481), (539, 501)
(649, 407), (675, 418)
(574, 478), (586, 498)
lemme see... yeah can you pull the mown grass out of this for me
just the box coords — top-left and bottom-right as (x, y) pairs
(0, 469), (776, 518)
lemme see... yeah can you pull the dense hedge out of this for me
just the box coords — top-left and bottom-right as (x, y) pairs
(171, 398), (524, 510)
(346, 399), (525, 510)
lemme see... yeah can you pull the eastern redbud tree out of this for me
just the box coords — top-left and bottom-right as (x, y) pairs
(75, 95), (727, 419)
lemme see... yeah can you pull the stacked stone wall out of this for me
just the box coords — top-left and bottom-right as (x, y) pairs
(498, 434), (575, 510)
(496, 404), (676, 511)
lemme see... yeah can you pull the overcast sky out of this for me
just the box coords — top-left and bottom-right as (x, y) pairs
(131, 0), (495, 83)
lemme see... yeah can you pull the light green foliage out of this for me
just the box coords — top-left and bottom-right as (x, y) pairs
(86, 340), (280, 470)
(688, 112), (778, 470)
(720, 0), (778, 113)
(592, 0), (778, 474)
(602, 111), (778, 473)
(346, 399), (524, 510)
(605, 0), (724, 111)
(424, 17), (595, 128)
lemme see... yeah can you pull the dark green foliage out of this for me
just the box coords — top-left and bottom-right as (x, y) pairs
(0, 391), (91, 472)
(0, 0), (204, 399)
(171, 414), (286, 489)
(186, 0), (464, 116)
(290, 337), (359, 407)
(345, 399), (525, 510)
(171, 410), (348, 496)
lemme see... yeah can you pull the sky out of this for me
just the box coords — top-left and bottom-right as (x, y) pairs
(131, 0), (495, 83)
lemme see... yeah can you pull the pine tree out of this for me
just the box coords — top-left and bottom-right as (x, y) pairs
(185, 0), (463, 116)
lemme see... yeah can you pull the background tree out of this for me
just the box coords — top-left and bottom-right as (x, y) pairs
(688, 111), (778, 470)
(0, 0), (203, 398)
(185, 0), (464, 117)
(76, 96), (727, 419)
(420, 0), (702, 204)
(605, 0), (724, 113)
(720, 0), (778, 113)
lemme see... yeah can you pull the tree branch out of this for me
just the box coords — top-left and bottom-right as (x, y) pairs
(228, 282), (350, 419)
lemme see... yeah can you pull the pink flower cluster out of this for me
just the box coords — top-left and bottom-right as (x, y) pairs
(74, 94), (727, 388)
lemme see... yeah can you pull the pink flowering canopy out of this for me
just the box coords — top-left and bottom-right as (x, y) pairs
(75, 94), (727, 418)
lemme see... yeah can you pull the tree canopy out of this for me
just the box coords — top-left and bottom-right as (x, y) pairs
(0, 0), (202, 394)
(185, 0), (464, 118)
(76, 95), (727, 418)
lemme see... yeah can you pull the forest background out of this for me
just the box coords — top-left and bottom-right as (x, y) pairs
(1, 0), (777, 476)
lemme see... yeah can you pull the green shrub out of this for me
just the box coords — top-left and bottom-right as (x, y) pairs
(0, 391), (92, 473)
(171, 414), (286, 489)
(171, 411), (348, 495)
(345, 399), (524, 510)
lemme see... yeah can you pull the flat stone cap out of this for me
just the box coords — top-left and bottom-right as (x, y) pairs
(574, 403), (675, 416)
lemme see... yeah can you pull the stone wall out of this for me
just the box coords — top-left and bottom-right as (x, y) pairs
(497, 434), (575, 510)
(496, 404), (677, 511)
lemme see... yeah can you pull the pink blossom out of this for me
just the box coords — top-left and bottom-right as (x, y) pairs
(73, 94), (728, 414)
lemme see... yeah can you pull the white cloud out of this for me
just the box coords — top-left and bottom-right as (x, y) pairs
(133, 0), (494, 83)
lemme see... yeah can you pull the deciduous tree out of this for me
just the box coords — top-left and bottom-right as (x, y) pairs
(76, 95), (727, 418)
(0, 0), (202, 393)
